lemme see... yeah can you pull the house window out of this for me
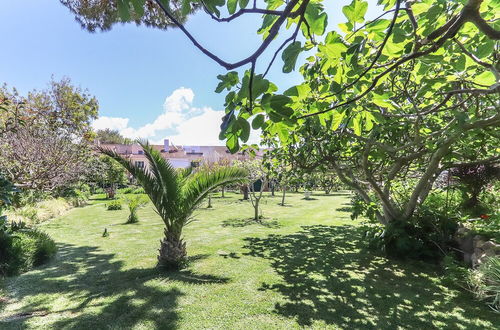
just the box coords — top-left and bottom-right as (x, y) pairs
(135, 161), (145, 168)
(138, 150), (143, 155)
(190, 161), (200, 168)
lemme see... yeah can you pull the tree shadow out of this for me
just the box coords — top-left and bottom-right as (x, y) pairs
(311, 192), (352, 197)
(221, 218), (281, 229)
(1, 244), (228, 329)
(243, 225), (495, 328)
(336, 206), (353, 212)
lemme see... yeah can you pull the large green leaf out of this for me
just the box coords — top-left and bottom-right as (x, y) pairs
(304, 3), (328, 36)
(282, 41), (302, 73)
(215, 72), (239, 93)
(342, 0), (368, 24)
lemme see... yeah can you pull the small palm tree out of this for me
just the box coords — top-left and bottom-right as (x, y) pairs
(100, 141), (247, 269)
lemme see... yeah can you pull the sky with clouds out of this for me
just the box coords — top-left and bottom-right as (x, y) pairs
(0, 0), (377, 146)
(92, 87), (260, 145)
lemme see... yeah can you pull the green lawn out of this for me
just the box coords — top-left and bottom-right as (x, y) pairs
(0, 192), (497, 329)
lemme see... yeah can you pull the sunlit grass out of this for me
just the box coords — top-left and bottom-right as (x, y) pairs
(0, 191), (497, 329)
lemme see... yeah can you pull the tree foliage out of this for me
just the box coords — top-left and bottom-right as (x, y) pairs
(0, 79), (98, 191)
(95, 128), (132, 145)
(60, 0), (198, 32)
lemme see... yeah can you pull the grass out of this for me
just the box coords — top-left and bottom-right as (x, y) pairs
(0, 191), (497, 329)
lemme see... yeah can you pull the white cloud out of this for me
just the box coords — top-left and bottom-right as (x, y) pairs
(92, 87), (261, 146)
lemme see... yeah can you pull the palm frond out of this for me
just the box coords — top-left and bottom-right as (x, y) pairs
(180, 167), (247, 220)
(137, 140), (181, 228)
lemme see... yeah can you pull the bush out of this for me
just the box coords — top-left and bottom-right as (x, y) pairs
(0, 229), (57, 276)
(107, 200), (122, 210)
(7, 198), (71, 225)
(363, 207), (458, 262)
(468, 256), (500, 312)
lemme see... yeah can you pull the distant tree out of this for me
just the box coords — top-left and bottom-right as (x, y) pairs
(100, 141), (247, 268)
(96, 128), (132, 145)
(85, 155), (128, 198)
(0, 90), (24, 137)
(60, 0), (198, 32)
(0, 79), (98, 191)
(233, 159), (267, 220)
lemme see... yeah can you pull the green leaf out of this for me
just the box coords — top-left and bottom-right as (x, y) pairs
(331, 110), (345, 131)
(342, 0), (368, 24)
(226, 133), (239, 153)
(320, 32), (347, 61)
(237, 117), (250, 142)
(227, 0), (238, 15)
(352, 113), (362, 135)
(252, 114), (265, 129)
(304, 3), (328, 36)
(215, 72), (239, 93)
(474, 71), (496, 86)
(282, 41), (302, 73)
(239, 0), (249, 8)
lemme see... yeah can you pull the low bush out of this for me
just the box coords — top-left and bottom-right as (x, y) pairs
(468, 256), (500, 312)
(7, 198), (71, 225)
(364, 212), (458, 262)
(118, 187), (134, 194)
(0, 229), (57, 276)
(106, 200), (122, 210)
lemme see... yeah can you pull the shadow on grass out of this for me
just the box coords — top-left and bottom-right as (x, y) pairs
(311, 192), (352, 197)
(221, 218), (281, 229)
(336, 206), (353, 212)
(243, 225), (495, 328)
(1, 244), (228, 329)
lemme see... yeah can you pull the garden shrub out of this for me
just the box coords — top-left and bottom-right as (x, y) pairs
(0, 229), (57, 276)
(106, 200), (122, 210)
(8, 198), (71, 225)
(468, 256), (500, 312)
(365, 212), (458, 262)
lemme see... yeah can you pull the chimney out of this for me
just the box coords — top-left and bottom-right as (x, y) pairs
(164, 139), (169, 151)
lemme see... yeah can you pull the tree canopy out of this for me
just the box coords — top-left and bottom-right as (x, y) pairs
(0, 79), (99, 191)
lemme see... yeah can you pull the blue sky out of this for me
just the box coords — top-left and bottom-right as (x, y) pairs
(0, 0), (377, 145)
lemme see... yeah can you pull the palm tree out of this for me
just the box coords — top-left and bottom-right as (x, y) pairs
(100, 141), (247, 269)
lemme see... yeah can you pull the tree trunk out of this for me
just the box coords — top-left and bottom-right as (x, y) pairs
(281, 187), (286, 206)
(254, 200), (260, 220)
(221, 185), (225, 198)
(207, 195), (212, 208)
(271, 182), (275, 196)
(157, 229), (186, 269)
(242, 185), (249, 200)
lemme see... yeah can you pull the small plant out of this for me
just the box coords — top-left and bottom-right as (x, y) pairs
(468, 256), (500, 312)
(106, 200), (122, 211)
(125, 195), (148, 223)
